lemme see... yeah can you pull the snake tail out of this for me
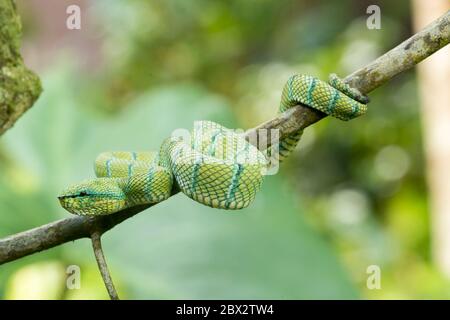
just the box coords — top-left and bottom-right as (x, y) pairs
(275, 73), (369, 161)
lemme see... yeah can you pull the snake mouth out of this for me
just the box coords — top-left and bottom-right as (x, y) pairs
(58, 196), (72, 200)
(58, 191), (88, 200)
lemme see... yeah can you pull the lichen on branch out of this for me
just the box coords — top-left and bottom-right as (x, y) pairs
(0, 0), (42, 135)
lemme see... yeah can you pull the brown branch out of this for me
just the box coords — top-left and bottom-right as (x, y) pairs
(91, 231), (119, 300)
(0, 10), (449, 266)
(0, 204), (152, 264)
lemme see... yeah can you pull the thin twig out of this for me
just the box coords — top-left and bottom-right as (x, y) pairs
(91, 231), (119, 300)
(0, 10), (449, 266)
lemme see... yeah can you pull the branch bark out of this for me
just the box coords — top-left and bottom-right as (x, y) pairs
(91, 231), (119, 300)
(0, 0), (42, 135)
(0, 10), (449, 266)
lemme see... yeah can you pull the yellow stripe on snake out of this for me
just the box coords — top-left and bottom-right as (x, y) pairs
(59, 74), (369, 215)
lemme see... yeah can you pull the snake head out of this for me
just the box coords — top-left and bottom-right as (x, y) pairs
(58, 178), (126, 216)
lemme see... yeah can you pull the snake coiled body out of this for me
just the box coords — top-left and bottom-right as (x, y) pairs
(59, 74), (368, 215)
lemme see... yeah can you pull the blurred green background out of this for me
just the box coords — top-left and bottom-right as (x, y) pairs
(1, 0), (449, 299)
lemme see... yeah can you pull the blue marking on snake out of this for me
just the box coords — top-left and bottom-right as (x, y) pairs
(190, 156), (203, 193)
(328, 90), (340, 114)
(225, 163), (244, 209)
(208, 130), (221, 157)
(145, 168), (154, 201)
(307, 77), (317, 106)
(128, 163), (133, 177)
(106, 159), (112, 177)
(287, 75), (295, 103)
(350, 101), (359, 118)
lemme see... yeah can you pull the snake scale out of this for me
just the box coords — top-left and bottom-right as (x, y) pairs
(59, 74), (368, 215)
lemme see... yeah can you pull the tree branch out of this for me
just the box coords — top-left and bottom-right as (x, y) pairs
(91, 231), (119, 300)
(0, 0), (42, 136)
(0, 10), (449, 266)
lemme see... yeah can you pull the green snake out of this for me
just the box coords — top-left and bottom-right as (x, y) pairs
(59, 74), (368, 216)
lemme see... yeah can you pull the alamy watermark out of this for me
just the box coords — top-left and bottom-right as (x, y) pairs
(66, 264), (81, 290)
(366, 265), (381, 290)
(66, 5), (81, 30)
(170, 122), (281, 176)
(366, 5), (381, 30)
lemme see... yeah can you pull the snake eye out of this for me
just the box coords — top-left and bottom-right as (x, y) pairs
(79, 191), (88, 197)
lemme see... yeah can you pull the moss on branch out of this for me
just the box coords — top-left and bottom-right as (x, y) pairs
(0, 0), (42, 135)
